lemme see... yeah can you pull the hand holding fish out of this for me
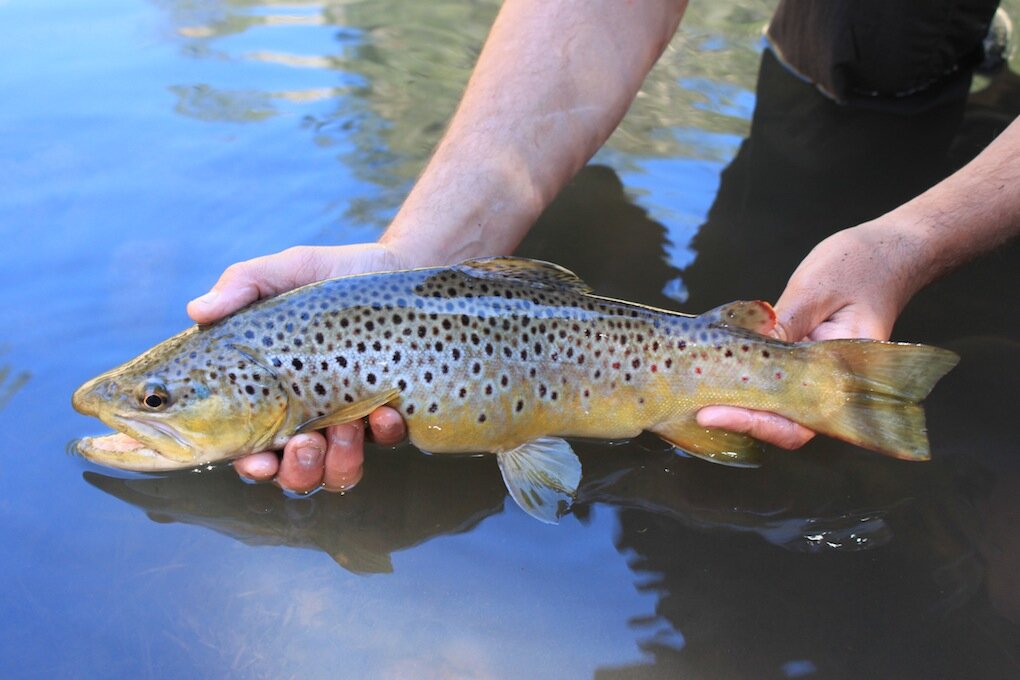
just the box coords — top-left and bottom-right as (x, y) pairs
(187, 243), (411, 493)
(696, 221), (912, 448)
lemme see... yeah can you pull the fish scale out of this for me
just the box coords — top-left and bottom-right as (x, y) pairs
(73, 257), (959, 523)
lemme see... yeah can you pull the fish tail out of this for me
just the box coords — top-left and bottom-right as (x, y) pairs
(798, 340), (959, 461)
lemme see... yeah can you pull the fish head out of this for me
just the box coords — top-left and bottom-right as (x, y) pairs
(72, 328), (290, 471)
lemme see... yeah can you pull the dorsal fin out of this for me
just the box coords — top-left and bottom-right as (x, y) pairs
(699, 301), (777, 335)
(453, 257), (593, 294)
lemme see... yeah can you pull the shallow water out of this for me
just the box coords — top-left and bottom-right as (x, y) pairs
(2, 0), (1019, 677)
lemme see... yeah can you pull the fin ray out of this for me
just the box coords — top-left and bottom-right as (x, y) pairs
(496, 437), (581, 523)
(454, 257), (593, 294)
(652, 420), (763, 468)
(294, 388), (401, 434)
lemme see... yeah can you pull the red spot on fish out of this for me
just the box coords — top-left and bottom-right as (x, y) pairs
(612, 362), (621, 370)
(775, 371), (783, 380)
(650, 364), (657, 373)
(741, 345), (750, 352)
(741, 376), (749, 383)
(695, 367), (702, 375)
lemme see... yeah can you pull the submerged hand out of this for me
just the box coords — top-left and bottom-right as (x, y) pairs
(697, 222), (915, 450)
(187, 243), (411, 493)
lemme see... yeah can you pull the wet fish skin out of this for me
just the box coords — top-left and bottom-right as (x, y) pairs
(73, 257), (959, 523)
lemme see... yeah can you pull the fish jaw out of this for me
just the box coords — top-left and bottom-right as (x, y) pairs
(75, 432), (195, 472)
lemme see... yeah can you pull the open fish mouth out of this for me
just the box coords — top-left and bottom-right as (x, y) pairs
(75, 432), (169, 469)
(74, 417), (196, 471)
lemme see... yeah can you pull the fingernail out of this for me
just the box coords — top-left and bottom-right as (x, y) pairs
(324, 467), (363, 493)
(296, 444), (324, 468)
(331, 424), (356, 447)
(190, 291), (219, 308)
(237, 457), (275, 479)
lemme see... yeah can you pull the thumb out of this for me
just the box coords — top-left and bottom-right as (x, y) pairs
(187, 257), (288, 324)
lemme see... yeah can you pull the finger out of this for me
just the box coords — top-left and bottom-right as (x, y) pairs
(276, 432), (328, 493)
(233, 452), (280, 482)
(322, 421), (365, 491)
(367, 406), (407, 446)
(697, 405), (815, 450)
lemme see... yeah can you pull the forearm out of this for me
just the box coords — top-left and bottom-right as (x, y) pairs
(381, 0), (687, 265)
(880, 115), (1020, 305)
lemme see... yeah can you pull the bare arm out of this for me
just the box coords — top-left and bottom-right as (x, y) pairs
(382, 0), (687, 264)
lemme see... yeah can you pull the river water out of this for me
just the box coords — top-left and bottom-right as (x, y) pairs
(2, 1), (1019, 677)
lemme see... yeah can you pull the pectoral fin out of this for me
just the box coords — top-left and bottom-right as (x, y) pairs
(653, 421), (763, 468)
(294, 388), (401, 434)
(496, 437), (582, 524)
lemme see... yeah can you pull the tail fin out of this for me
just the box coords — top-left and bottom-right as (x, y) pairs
(798, 340), (959, 461)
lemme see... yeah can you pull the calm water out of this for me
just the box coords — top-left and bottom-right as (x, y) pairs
(2, 1), (1019, 677)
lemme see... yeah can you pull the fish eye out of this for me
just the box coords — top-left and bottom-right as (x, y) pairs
(140, 383), (170, 411)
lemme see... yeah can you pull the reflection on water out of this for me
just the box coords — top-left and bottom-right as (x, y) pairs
(0, 358), (30, 413)
(3, 0), (1019, 676)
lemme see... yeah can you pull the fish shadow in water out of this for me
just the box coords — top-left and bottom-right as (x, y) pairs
(83, 435), (923, 575)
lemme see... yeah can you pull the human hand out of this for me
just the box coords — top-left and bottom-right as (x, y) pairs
(187, 243), (411, 493)
(697, 221), (919, 449)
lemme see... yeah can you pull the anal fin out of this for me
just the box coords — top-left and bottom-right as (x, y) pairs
(652, 420), (763, 468)
(496, 437), (581, 524)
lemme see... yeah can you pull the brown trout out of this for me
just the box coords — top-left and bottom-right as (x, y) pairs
(73, 257), (959, 522)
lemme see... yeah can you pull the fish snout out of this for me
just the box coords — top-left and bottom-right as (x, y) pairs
(72, 377), (114, 416)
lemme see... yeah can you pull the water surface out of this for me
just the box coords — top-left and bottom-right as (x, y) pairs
(2, 1), (1019, 677)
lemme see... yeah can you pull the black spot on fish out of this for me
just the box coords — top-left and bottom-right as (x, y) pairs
(244, 330), (255, 340)
(356, 342), (366, 353)
(292, 358), (303, 371)
(314, 383), (326, 396)
(424, 371), (433, 384)
(366, 373), (377, 385)
(428, 403), (438, 413)
(406, 404), (415, 415)
(398, 379), (407, 391)
(292, 383), (302, 396)
(478, 414), (487, 423)
(372, 340), (382, 351)
(515, 400), (524, 412)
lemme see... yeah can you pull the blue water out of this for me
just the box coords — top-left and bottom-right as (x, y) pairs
(3, 1), (1019, 677)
